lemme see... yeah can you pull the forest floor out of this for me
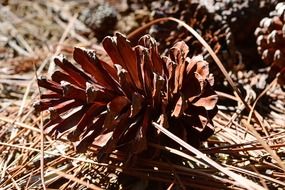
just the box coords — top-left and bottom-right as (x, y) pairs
(0, 1), (285, 189)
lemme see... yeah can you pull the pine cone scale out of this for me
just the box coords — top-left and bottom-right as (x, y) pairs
(67, 103), (106, 141)
(73, 48), (119, 92)
(54, 58), (90, 88)
(61, 82), (86, 101)
(103, 36), (141, 91)
(51, 70), (78, 85)
(37, 77), (62, 94)
(49, 108), (86, 134)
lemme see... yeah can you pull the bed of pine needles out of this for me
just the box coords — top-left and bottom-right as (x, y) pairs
(0, 1), (285, 189)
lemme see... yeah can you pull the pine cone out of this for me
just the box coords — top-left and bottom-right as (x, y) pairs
(255, 2), (285, 86)
(210, 0), (279, 67)
(35, 33), (218, 160)
(80, 4), (118, 40)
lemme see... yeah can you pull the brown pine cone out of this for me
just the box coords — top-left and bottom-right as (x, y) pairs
(255, 2), (285, 86)
(34, 33), (218, 160)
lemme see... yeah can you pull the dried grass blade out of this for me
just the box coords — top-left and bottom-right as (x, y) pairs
(47, 167), (102, 190)
(0, 116), (40, 133)
(47, 13), (78, 76)
(242, 120), (285, 172)
(40, 112), (46, 190)
(227, 164), (285, 187)
(247, 78), (277, 122)
(152, 122), (265, 190)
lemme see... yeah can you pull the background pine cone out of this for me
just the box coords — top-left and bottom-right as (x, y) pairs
(79, 3), (118, 41)
(255, 2), (285, 86)
(209, 0), (280, 68)
(35, 33), (218, 161)
(140, 0), (239, 85)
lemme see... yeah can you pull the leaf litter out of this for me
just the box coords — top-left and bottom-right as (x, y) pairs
(0, 0), (285, 189)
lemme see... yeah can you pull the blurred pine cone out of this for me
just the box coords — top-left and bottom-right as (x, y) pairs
(255, 2), (285, 86)
(35, 33), (218, 160)
(142, 0), (239, 84)
(79, 4), (118, 40)
(210, 0), (280, 68)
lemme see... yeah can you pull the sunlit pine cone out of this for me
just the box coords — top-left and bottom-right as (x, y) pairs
(210, 0), (279, 67)
(34, 33), (218, 160)
(145, 0), (238, 83)
(255, 2), (285, 86)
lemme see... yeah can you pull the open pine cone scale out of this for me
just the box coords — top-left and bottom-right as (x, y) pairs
(35, 33), (218, 160)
